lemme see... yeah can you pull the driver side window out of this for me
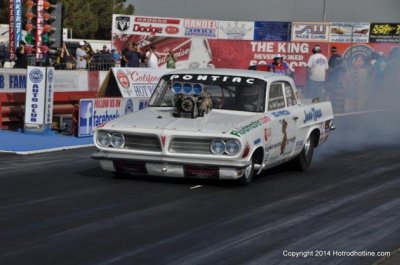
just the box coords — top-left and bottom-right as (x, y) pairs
(268, 82), (285, 111)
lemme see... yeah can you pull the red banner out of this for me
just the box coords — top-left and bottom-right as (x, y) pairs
(9, 0), (16, 60)
(113, 35), (399, 86)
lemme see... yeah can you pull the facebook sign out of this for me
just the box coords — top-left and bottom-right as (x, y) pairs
(78, 100), (94, 137)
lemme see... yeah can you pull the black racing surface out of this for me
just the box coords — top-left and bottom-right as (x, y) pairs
(1, 110), (399, 265)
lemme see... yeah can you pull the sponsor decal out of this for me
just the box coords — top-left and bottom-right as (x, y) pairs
(271, 110), (291, 118)
(139, 100), (148, 110)
(117, 70), (130, 89)
(264, 128), (271, 142)
(231, 117), (271, 137)
(280, 119), (288, 155)
(170, 74), (255, 85)
(254, 138), (261, 145)
(295, 140), (304, 152)
(29, 69), (44, 83)
(125, 99), (134, 114)
(265, 137), (296, 153)
(303, 108), (322, 123)
(115, 16), (130, 32)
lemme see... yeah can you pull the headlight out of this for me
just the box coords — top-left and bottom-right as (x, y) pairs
(96, 131), (111, 147)
(210, 139), (225, 155)
(111, 133), (125, 148)
(225, 140), (241, 156)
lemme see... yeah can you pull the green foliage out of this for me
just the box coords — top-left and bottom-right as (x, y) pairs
(59, 0), (134, 40)
(0, 1), (9, 24)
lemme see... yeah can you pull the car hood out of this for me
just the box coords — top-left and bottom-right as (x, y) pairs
(103, 107), (267, 134)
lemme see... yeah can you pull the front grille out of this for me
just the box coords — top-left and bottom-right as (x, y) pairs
(169, 137), (212, 154)
(124, 134), (162, 152)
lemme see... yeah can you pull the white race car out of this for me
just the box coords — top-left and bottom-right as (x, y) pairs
(92, 69), (334, 185)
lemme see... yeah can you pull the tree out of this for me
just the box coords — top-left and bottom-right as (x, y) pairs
(0, 1), (9, 25)
(59, 0), (134, 40)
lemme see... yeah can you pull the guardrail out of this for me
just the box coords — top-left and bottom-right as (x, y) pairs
(0, 91), (97, 130)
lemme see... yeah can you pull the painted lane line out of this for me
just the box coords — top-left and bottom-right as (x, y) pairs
(190, 185), (203, 190)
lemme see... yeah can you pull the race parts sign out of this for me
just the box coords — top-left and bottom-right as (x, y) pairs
(291, 22), (330, 42)
(369, 23), (400, 43)
(329, 22), (370, 43)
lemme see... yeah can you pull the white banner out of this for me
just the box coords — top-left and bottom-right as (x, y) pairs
(44, 67), (55, 124)
(112, 15), (185, 37)
(291, 22), (330, 42)
(111, 68), (170, 98)
(218, 21), (254, 40)
(329, 22), (370, 43)
(183, 18), (219, 39)
(25, 66), (46, 125)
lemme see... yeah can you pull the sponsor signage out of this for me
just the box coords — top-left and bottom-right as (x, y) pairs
(0, 70), (27, 90)
(218, 21), (254, 40)
(112, 68), (169, 98)
(44, 67), (55, 124)
(291, 22), (330, 42)
(112, 15), (185, 37)
(14, 0), (22, 47)
(254, 21), (291, 41)
(25, 67), (46, 125)
(183, 19), (218, 38)
(78, 98), (122, 137)
(369, 23), (400, 43)
(36, 0), (44, 59)
(9, 0), (16, 60)
(329, 22), (370, 43)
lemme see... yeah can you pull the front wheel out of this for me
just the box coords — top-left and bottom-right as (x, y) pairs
(237, 160), (254, 186)
(292, 135), (315, 171)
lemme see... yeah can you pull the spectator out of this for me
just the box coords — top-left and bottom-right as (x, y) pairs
(100, 45), (110, 54)
(146, 45), (159, 69)
(15, 41), (28, 68)
(270, 54), (293, 76)
(123, 43), (143, 67)
(76, 41), (87, 69)
(60, 42), (75, 70)
(328, 46), (345, 112)
(120, 47), (129, 67)
(166, 50), (177, 69)
(111, 49), (121, 67)
(306, 45), (329, 100)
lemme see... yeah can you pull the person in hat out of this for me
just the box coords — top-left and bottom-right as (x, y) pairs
(15, 41), (28, 68)
(100, 45), (110, 54)
(270, 54), (293, 77)
(306, 45), (329, 100)
(328, 46), (345, 112)
(76, 41), (87, 69)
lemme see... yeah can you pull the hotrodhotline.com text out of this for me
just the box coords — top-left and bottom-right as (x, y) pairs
(282, 250), (391, 258)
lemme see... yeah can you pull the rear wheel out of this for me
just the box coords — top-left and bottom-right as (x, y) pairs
(237, 159), (254, 186)
(292, 134), (315, 171)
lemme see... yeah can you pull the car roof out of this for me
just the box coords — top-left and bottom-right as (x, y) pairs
(167, 68), (289, 81)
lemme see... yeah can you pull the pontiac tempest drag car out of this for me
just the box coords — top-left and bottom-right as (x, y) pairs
(92, 69), (334, 185)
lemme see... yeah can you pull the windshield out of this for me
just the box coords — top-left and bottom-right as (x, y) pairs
(148, 74), (267, 112)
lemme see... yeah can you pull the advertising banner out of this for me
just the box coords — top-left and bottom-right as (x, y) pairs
(369, 23), (400, 43)
(254, 22), (291, 41)
(36, 0), (44, 59)
(25, 66), (47, 125)
(291, 22), (330, 42)
(183, 18), (218, 38)
(0, 69), (27, 91)
(78, 97), (123, 137)
(218, 21), (254, 40)
(14, 0), (22, 47)
(9, 0), (16, 60)
(112, 15), (185, 38)
(44, 67), (55, 124)
(329, 22), (370, 43)
(111, 68), (170, 98)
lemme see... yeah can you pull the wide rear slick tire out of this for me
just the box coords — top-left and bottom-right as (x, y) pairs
(292, 135), (315, 171)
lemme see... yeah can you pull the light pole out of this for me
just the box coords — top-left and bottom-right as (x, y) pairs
(322, 0), (327, 22)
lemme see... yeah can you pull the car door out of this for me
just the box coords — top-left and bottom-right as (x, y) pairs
(265, 81), (297, 165)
